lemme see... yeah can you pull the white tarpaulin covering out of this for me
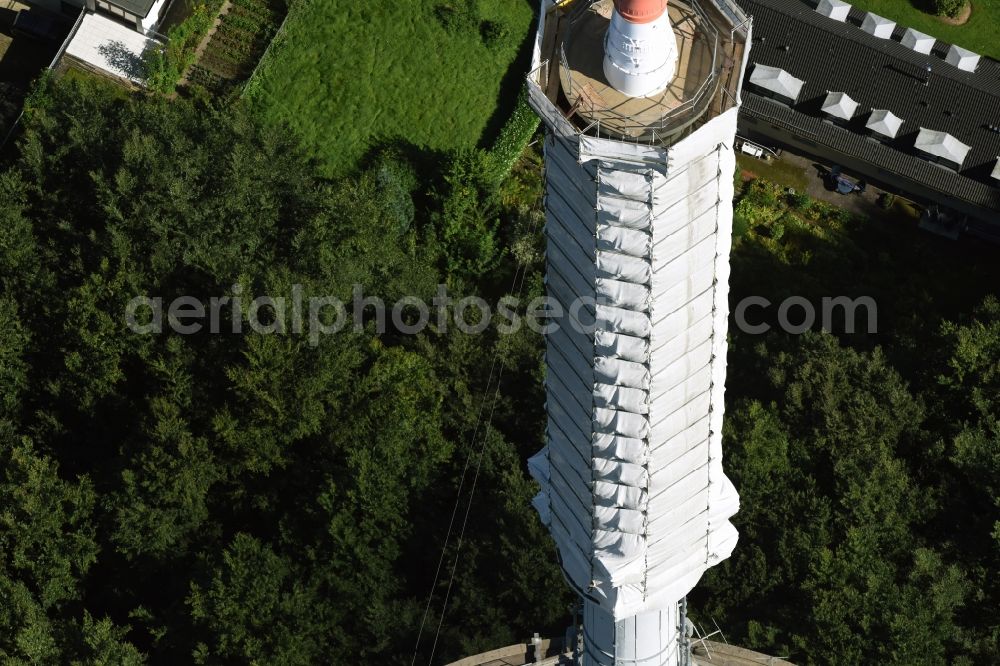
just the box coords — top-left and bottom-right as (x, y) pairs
(946, 44), (980, 72)
(866, 109), (903, 138)
(991, 158), (1000, 182)
(861, 13), (895, 39)
(816, 0), (850, 22)
(821, 92), (858, 121)
(530, 107), (741, 621)
(748, 64), (804, 103)
(914, 128), (971, 167)
(900, 28), (935, 55)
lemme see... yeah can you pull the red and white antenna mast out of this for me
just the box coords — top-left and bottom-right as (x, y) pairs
(604, 0), (678, 96)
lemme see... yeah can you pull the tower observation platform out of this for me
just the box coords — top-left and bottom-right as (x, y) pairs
(533, 0), (748, 144)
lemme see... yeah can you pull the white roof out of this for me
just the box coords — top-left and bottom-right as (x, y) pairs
(861, 12), (895, 39)
(914, 128), (971, 166)
(866, 109), (904, 138)
(749, 64), (805, 102)
(816, 0), (851, 22)
(991, 158), (1000, 182)
(821, 91), (858, 120)
(900, 28), (935, 55)
(945, 44), (980, 72)
(65, 12), (161, 84)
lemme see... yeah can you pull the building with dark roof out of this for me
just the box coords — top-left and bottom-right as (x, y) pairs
(735, 0), (1000, 229)
(27, 0), (168, 33)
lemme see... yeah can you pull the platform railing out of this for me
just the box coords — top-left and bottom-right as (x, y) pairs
(556, 0), (723, 141)
(714, 0), (750, 35)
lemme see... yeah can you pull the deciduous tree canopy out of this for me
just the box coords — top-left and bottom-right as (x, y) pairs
(0, 75), (566, 664)
(0, 77), (997, 665)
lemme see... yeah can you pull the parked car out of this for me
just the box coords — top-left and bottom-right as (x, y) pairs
(739, 141), (764, 158)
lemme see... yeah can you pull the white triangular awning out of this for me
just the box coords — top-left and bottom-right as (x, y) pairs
(861, 12), (895, 39)
(866, 109), (903, 138)
(816, 0), (851, 22)
(945, 44), (980, 72)
(991, 158), (1000, 182)
(748, 64), (805, 102)
(900, 28), (935, 55)
(821, 91), (858, 120)
(914, 128), (971, 167)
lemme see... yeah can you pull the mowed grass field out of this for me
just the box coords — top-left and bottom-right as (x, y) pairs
(846, 0), (1000, 59)
(247, 0), (536, 176)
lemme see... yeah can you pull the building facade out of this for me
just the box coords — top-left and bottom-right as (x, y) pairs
(28, 0), (167, 33)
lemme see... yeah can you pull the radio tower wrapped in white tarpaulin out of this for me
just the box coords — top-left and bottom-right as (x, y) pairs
(525, 0), (751, 664)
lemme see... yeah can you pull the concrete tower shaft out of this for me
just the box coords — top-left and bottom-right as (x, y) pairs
(526, 1), (751, 664)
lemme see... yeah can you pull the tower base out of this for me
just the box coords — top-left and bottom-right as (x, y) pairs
(446, 636), (797, 666)
(583, 600), (681, 666)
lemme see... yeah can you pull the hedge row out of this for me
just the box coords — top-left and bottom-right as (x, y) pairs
(482, 89), (540, 188)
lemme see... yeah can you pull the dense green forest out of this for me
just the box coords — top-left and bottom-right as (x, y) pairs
(0, 74), (997, 666)
(0, 76), (565, 664)
(694, 182), (1000, 664)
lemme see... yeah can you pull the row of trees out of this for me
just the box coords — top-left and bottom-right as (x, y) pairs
(0, 74), (566, 664)
(693, 180), (1000, 664)
(932, 0), (967, 20)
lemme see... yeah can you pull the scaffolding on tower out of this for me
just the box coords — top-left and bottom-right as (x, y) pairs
(524, 1), (752, 664)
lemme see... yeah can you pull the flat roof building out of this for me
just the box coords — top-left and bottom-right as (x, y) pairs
(735, 0), (1000, 228)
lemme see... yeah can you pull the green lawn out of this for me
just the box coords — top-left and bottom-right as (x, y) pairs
(846, 0), (1000, 59)
(246, 0), (536, 176)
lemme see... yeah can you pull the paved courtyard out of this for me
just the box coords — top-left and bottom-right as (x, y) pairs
(779, 150), (888, 220)
(65, 12), (160, 84)
(737, 146), (921, 223)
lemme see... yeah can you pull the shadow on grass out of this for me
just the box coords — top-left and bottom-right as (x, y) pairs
(727, 185), (1000, 387)
(476, 2), (540, 151)
(0, 31), (56, 88)
(908, 0), (938, 14)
